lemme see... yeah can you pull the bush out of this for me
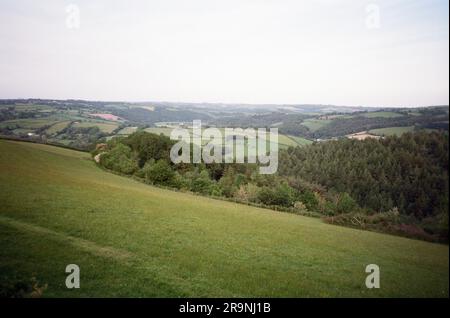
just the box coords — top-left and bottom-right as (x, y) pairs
(293, 201), (308, 214)
(100, 143), (137, 174)
(234, 183), (260, 202)
(145, 159), (175, 186)
(257, 183), (297, 207)
(191, 170), (215, 194)
(335, 192), (358, 214)
(298, 190), (319, 210)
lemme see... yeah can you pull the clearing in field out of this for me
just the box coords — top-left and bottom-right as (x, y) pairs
(0, 140), (448, 297)
(346, 131), (382, 140)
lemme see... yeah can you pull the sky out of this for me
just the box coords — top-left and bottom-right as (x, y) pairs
(0, 0), (448, 107)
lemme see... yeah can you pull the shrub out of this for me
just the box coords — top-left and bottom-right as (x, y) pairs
(100, 143), (137, 174)
(293, 201), (308, 214)
(257, 183), (297, 207)
(299, 190), (319, 210)
(335, 192), (358, 214)
(145, 159), (175, 186)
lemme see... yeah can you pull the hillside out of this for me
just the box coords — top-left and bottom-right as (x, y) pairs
(0, 140), (448, 297)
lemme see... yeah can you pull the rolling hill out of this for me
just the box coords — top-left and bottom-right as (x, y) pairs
(0, 140), (448, 297)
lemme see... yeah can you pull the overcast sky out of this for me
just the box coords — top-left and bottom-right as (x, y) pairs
(0, 0), (448, 107)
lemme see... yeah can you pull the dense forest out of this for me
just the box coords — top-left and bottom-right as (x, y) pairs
(94, 130), (449, 242)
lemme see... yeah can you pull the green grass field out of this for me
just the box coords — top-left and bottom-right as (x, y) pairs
(72, 121), (119, 134)
(0, 140), (448, 297)
(0, 118), (60, 130)
(301, 119), (332, 132)
(287, 135), (313, 146)
(361, 111), (404, 118)
(369, 126), (415, 136)
(117, 126), (138, 135)
(45, 121), (72, 135)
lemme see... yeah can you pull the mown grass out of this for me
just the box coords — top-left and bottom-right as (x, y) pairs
(0, 140), (448, 297)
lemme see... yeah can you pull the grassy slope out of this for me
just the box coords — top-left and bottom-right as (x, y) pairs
(0, 140), (448, 297)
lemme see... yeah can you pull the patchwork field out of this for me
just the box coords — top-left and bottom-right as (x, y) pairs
(143, 127), (310, 149)
(0, 140), (448, 297)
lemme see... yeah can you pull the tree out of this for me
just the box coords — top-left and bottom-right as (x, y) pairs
(145, 159), (175, 186)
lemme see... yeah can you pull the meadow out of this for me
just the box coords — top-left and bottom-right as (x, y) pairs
(0, 140), (448, 297)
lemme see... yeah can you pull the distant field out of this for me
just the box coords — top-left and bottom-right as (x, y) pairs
(117, 126), (138, 135)
(0, 140), (448, 297)
(301, 119), (332, 132)
(369, 126), (415, 136)
(287, 135), (313, 146)
(0, 118), (59, 130)
(143, 127), (311, 149)
(72, 121), (119, 134)
(11, 104), (54, 112)
(361, 112), (404, 118)
(144, 127), (174, 136)
(45, 121), (72, 135)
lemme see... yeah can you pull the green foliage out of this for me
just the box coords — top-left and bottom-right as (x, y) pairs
(257, 183), (297, 207)
(298, 190), (319, 211)
(100, 143), (137, 174)
(190, 170), (215, 195)
(336, 192), (358, 214)
(145, 159), (175, 186)
(280, 131), (449, 219)
(123, 131), (174, 167)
